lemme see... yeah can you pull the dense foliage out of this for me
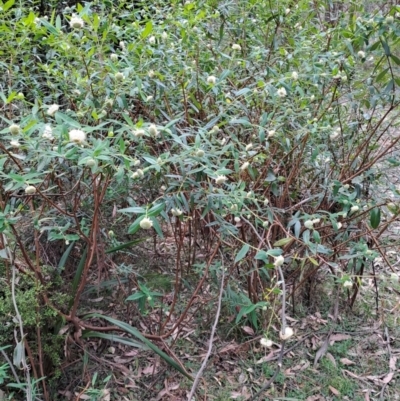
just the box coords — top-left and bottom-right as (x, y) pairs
(0, 0), (399, 399)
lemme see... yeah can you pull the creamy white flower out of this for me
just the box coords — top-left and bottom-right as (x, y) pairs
(262, 221), (269, 228)
(69, 129), (86, 144)
(10, 140), (20, 148)
(277, 87), (287, 97)
(42, 125), (54, 140)
(260, 338), (273, 347)
(215, 175), (228, 185)
(280, 327), (294, 340)
(148, 70), (155, 78)
(148, 35), (156, 45)
(240, 161), (250, 171)
(131, 169), (144, 179)
(285, 8), (291, 15)
(343, 280), (353, 288)
(47, 104), (59, 116)
(70, 14), (84, 29)
(140, 217), (153, 230)
(134, 129), (145, 138)
(25, 185), (36, 195)
(210, 125), (220, 133)
(146, 95), (154, 101)
(148, 124), (158, 136)
(385, 15), (394, 24)
(133, 159), (141, 166)
(232, 43), (241, 50)
(267, 130), (275, 138)
(304, 220), (314, 229)
(274, 255), (284, 267)
(291, 71), (299, 80)
(86, 158), (96, 167)
(312, 218), (320, 225)
(337, 222), (342, 229)
(161, 31), (168, 40)
(110, 53), (118, 61)
(119, 41), (125, 50)
(196, 149), (205, 157)
(357, 50), (365, 58)
(171, 208), (183, 216)
(9, 124), (20, 135)
(350, 205), (359, 213)
(234, 216), (241, 223)
(246, 191), (252, 198)
(263, 199), (269, 206)
(207, 75), (217, 85)
(245, 143), (253, 151)
(104, 98), (114, 108)
(390, 273), (399, 282)
(220, 138), (227, 145)
(330, 130), (340, 140)
(115, 72), (124, 81)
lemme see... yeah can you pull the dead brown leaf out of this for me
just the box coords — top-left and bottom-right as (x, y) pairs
(382, 371), (394, 384)
(329, 385), (340, 396)
(340, 357), (355, 365)
(330, 333), (351, 343)
(242, 326), (255, 336)
(326, 352), (337, 367)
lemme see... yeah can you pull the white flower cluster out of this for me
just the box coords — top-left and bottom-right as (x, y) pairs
(277, 87), (287, 97)
(171, 208), (183, 216)
(304, 218), (320, 230)
(343, 280), (353, 288)
(25, 185), (36, 195)
(215, 175), (228, 185)
(330, 128), (341, 141)
(47, 104), (59, 116)
(207, 75), (217, 85)
(69, 129), (86, 144)
(9, 124), (20, 135)
(140, 217), (153, 230)
(42, 125), (54, 140)
(70, 14), (84, 29)
(131, 169), (144, 179)
(260, 338), (273, 347)
(280, 327), (294, 340)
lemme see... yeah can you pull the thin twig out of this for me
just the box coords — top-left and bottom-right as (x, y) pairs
(187, 252), (226, 401)
(249, 342), (285, 401)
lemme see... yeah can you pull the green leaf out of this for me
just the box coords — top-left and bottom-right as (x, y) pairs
(3, 0), (15, 11)
(57, 241), (74, 273)
(82, 332), (149, 350)
(40, 18), (60, 36)
(370, 208), (381, 229)
(141, 21), (153, 39)
(151, 217), (164, 238)
(119, 206), (146, 214)
(273, 237), (292, 247)
(390, 54), (400, 66)
(83, 314), (193, 380)
(56, 112), (81, 128)
(234, 244), (250, 263)
(127, 216), (143, 235)
(105, 238), (147, 253)
(69, 247), (88, 310)
(381, 38), (391, 56)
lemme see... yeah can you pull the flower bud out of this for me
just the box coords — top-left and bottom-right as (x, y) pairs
(25, 185), (36, 195)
